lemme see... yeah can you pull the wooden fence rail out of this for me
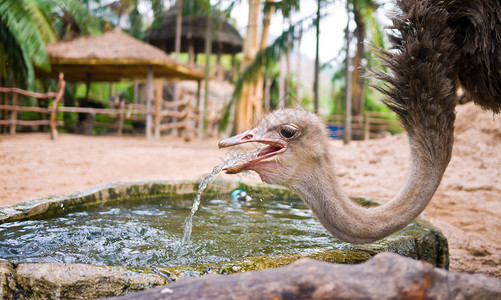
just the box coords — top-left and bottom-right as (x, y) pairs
(325, 111), (401, 140)
(0, 77), (199, 139)
(0, 73), (65, 140)
(151, 81), (197, 141)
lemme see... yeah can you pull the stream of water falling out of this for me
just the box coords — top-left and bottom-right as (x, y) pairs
(179, 151), (258, 247)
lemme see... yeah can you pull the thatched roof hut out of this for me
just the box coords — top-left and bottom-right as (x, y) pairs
(37, 27), (204, 82)
(146, 7), (243, 55)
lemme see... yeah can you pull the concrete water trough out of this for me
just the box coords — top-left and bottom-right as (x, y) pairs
(0, 179), (448, 299)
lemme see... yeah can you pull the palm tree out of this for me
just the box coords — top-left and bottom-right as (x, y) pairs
(313, 0), (321, 113)
(0, 0), (99, 88)
(351, 0), (383, 117)
(219, 2), (317, 132)
(1, 0), (55, 88)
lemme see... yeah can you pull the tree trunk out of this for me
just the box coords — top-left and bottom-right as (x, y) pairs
(285, 16), (292, 107)
(344, 0), (352, 145)
(173, 0), (183, 137)
(202, 13), (212, 138)
(313, 0), (321, 113)
(351, 6), (365, 117)
(174, 0), (182, 59)
(235, 0), (261, 133)
(296, 25), (302, 107)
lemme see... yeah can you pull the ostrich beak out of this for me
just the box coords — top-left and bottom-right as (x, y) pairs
(218, 129), (260, 148)
(218, 128), (287, 174)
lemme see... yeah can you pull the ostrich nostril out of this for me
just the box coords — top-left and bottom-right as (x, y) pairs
(242, 134), (253, 141)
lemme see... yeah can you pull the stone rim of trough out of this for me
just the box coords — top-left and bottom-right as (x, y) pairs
(0, 179), (449, 270)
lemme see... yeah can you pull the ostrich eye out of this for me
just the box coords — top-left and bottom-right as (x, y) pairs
(279, 125), (299, 139)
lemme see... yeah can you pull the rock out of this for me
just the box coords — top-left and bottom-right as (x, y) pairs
(109, 253), (501, 300)
(13, 262), (167, 299)
(0, 260), (16, 299)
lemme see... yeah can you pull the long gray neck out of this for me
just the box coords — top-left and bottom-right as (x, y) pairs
(291, 143), (450, 244)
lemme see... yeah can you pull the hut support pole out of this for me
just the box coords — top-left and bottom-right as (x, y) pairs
(154, 80), (163, 139)
(217, 44), (223, 81)
(117, 99), (124, 136)
(188, 36), (195, 65)
(85, 73), (91, 101)
(184, 85), (192, 142)
(146, 66), (153, 139)
(230, 53), (236, 80)
(133, 81), (139, 105)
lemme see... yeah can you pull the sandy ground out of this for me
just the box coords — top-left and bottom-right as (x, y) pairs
(0, 102), (499, 278)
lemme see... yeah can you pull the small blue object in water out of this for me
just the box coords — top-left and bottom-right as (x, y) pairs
(327, 125), (344, 139)
(231, 189), (251, 204)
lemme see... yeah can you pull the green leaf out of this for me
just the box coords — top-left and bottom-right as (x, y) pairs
(0, 0), (51, 71)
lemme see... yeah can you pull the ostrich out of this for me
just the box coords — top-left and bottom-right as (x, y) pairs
(218, 0), (501, 244)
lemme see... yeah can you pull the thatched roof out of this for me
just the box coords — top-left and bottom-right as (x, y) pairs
(146, 7), (243, 55)
(37, 27), (204, 82)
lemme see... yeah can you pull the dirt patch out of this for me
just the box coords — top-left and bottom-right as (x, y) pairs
(0, 102), (499, 277)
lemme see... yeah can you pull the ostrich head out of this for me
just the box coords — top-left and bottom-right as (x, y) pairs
(219, 109), (332, 186)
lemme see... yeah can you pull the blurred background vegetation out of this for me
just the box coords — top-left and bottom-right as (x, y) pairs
(0, 0), (400, 138)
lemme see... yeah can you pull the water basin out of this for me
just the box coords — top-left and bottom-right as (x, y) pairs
(0, 195), (342, 268)
(0, 179), (449, 299)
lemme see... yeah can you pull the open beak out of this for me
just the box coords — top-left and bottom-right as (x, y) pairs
(218, 127), (286, 174)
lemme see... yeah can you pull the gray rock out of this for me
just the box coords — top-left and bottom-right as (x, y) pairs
(13, 262), (166, 299)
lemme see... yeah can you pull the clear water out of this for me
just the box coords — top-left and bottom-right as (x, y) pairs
(179, 152), (259, 247)
(0, 197), (338, 268)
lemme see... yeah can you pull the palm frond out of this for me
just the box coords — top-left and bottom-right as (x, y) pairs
(51, 0), (102, 38)
(26, 0), (58, 44)
(0, 21), (32, 85)
(63, 0), (102, 35)
(0, 0), (51, 71)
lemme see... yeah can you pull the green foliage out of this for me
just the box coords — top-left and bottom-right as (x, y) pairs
(0, 0), (53, 87)
(127, 7), (143, 39)
(264, 0), (301, 19)
(219, 12), (322, 131)
(0, 0), (100, 88)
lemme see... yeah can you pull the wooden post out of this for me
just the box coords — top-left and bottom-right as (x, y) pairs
(50, 73), (66, 140)
(364, 112), (370, 140)
(146, 66), (153, 139)
(9, 91), (18, 135)
(133, 81), (139, 105)
(154, 80), (163, 139)
(217, 43), (223, 81)
(117, 99), (125, 136)
(188, 35), (195, 65)
(230, 53), (236, 80)
(85, 73), (91, 101)
(196, 80), (202, 138)
(184, 93), (192, 142)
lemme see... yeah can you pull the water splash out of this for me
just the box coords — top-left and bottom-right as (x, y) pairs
(179, 151), (258, 247)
